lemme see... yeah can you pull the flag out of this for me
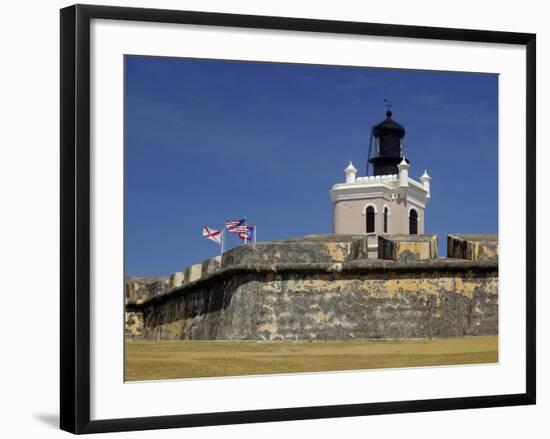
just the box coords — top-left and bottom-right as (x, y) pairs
(225, 219), (245, 231)
(202, 226), (222, 245)
(237, 226), (254, 241)
(228, 225), (250, 234)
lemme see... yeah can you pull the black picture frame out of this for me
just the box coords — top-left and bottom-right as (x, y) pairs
(60, 4), (536, 434)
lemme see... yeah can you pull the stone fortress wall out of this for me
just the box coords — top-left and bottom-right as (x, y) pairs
(125, 234), (498, 341)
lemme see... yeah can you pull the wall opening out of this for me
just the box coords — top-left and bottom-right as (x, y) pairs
(366, 206), (375, 233)
(409, 208), (418, 235)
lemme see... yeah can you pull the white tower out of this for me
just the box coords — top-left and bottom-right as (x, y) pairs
(329, 110), (431, 257)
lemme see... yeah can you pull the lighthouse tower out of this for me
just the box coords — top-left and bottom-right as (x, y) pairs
(329, 109), (431, 257)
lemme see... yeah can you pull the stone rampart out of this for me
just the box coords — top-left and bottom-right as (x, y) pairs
(448, 234), (498, 261)
(125, 234), (498, 341)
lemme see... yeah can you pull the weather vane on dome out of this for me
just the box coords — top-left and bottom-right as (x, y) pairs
(384, 98), (393, 112)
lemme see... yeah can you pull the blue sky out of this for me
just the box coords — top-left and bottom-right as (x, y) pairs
(125, 56), (498, 276)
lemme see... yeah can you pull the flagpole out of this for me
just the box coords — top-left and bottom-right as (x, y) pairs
(253, 226), (256, 250)
(244, 217), (248, 245)
(221, 228), (224, 256)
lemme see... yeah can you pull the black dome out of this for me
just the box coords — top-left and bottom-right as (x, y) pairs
(369, 110), (407, 176)
(373, 110), (405, 138)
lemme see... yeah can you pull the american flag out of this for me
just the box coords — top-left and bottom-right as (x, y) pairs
(225, 219), (245, 232)
(228, 225), (250, 234)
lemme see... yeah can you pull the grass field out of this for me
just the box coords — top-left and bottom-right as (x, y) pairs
(125, 336), (498, 381)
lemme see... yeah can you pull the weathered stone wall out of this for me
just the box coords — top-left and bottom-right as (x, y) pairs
(448, 234), (498, 261)
(125, 276), (169, 339)
(126, 276), (169, 305)
(378, 234), (438, 261)
(125, 311), (145, 339)
(222, 235), (362, 265)
(127, 262), (497, 341)
(125, 234), (498, 341)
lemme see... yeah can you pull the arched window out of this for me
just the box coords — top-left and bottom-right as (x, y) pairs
(366, 206), (375, 233)
(383, 207), (389, 233)
(409, 209), (418, 235)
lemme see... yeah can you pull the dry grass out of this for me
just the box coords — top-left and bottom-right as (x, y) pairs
(125, 336), (498, 381)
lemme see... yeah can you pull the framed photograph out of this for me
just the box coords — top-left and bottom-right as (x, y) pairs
(60, 4), (536, 434)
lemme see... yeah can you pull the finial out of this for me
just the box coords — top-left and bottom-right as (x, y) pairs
(384, 98), (393, 117)
(345, 161), (358, 183)
(345, 161), (357, 172)
(420, 169), (431, 197)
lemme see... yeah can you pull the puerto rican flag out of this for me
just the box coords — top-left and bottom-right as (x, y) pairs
(225, 219), (246, 233)
(202, 226), (222, 245)
(237, 226), (254, 241)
